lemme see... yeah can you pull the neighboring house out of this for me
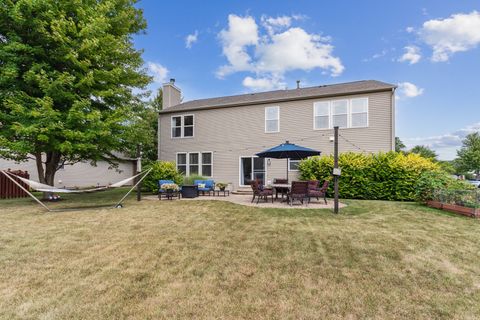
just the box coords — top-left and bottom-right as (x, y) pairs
(0, 157), (136, 188)
(158, 79), (396, 191)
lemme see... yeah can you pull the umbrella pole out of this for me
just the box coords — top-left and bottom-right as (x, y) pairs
(286, 158), (289, 182)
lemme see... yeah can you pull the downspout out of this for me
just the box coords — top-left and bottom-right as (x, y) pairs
(391, 88), (396, 151)
(157, 113), (161, 160)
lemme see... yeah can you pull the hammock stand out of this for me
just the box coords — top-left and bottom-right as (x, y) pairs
(0, 168), (152, 212)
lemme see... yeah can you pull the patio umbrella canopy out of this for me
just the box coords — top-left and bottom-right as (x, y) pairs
(256, 141), (321, 181)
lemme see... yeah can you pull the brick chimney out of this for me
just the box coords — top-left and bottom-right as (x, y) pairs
(162, 78), (181, 110)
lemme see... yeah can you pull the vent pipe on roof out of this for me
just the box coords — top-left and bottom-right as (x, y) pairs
(296, 80), (300, 89)
(170, 78), (175, 84)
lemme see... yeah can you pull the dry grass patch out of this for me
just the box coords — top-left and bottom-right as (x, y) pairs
(1, 191), (480, 319)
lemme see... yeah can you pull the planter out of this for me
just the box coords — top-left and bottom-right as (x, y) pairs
(442, 203), (477, 218)
(426, 200), (443, 209)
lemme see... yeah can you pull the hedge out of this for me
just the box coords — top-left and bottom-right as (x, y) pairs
(143, 161), (183, 193)
(298, 152), (440, 201)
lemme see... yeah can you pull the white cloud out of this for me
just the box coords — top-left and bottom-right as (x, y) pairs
(185, 30), (199, 49)
(406, 26), (415, 33)
(217, 15), (259, 78)
(216, 14), (344, 90)
(146, 62), (169, 84)
(398, 46), (421, 64)
(397, 82), (424, 98)
(419, 11), (480, 62)
(405, 122), (480, 160)
(242, 76), (286, 91)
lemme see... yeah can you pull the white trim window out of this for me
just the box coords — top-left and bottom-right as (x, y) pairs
(265, 106), (279, 133)
(288, 159), (300, 171)
(314, 101), (330, 130)
(350, 98), (369, 128)
(176, 153), (187, 174)
(201, 152), (213, 177)
(171, 114), (194, 138)
(176, 151), (213, 177)
(313, 98), (369, 129)
(331, 100), (348, 128)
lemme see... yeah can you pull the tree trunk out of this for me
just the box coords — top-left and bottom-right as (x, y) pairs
(35, 151), (61, 199)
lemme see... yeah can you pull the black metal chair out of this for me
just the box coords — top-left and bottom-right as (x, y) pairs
(287, 181), (309, 206)
(251, 180), (274, 204)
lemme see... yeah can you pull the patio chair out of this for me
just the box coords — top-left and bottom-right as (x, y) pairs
(250, 180), (274, 204)
(194, 179), (215, 196)
(307, 180), (329, 204)
(287, 181), (309, 206)
(158, 180), (180, 200)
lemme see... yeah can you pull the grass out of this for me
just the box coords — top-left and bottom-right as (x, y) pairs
(1, 191), (480, 319)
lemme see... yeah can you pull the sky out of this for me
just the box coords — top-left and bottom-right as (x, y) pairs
(133, 1), (480, 160)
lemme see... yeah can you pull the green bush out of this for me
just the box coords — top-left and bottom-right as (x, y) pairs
(143, 161), (183, 193)
(182, 175), (208, 186)
(299, 152), (440, 201)
(414, 171), (475, 202)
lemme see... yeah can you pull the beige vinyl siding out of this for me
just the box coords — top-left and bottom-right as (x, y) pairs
(159, 91), (394, 190)
(0, 158), (135, 188)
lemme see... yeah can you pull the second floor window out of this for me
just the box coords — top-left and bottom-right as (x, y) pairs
(171, 115), (194, 138)
(265, 106), (279, 133)
(314, 98), (369, 130)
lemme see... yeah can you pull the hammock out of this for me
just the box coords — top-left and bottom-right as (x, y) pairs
(1, 168), (152, 212)
(12, 171), (145, 193)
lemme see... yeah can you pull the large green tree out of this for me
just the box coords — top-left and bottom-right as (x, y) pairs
(456, 132), (480, 177)
(0, 0), (150, 187)
(410, 145), (438, 161)
(395, 137), (406, 153)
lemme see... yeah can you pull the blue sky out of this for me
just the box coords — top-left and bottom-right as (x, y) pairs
(133, 1), (480, 160)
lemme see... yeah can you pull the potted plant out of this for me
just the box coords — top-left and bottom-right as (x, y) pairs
(216, 182), (228, 191)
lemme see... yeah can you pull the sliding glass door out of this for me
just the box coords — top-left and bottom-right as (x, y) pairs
(240, 157), (265, 186)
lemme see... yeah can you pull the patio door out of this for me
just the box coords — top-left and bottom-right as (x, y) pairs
(240, 157), (265, 186)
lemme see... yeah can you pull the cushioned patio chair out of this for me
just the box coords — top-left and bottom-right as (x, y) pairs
(251, 180), (274, 204)
(158, 180), (180, 200)
(287, 181), (309, 206)
(194, 179), (215, 196)
(307, 180), (329, 204)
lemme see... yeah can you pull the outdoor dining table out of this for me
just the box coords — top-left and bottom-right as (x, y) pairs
(269, 183), (291, 201)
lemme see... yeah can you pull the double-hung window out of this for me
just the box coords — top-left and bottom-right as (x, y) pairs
(331, 100), (348, 128)
(314, 101), (330, 130)
(313, 97), (369, 129)
(265, 106), (279, 133)
(350, 98), (368, 128)
(176, 152), (213, 177)
(171, 115), (194, 138)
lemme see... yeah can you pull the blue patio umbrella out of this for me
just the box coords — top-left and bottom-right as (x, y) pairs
(256, 141), (321, 181)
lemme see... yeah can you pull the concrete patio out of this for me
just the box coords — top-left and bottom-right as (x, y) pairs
(144, 193), (346, 210)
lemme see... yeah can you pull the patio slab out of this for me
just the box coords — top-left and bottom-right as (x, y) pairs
(144, 194), (346, 210)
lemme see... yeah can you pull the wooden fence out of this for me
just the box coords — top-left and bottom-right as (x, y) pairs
(0, 170), (30, 199)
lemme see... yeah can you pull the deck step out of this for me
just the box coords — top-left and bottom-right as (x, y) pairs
(232, 188), (253, 195)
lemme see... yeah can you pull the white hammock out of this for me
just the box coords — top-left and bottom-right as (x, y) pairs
(1, 168), (152, 212)
(12, 171), (144, 193)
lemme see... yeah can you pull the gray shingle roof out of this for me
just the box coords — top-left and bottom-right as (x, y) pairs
(159, 80), (396, 114)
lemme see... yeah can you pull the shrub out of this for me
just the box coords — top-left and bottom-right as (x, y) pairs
(299, 152), (440, 201)
(143, 161), (183, 193)
(183, 175), (208, 186)
(414, 171), (475, 202)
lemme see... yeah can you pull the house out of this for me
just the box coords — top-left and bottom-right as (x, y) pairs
(158, 79), (396, 191)
(0, 157), (136, 188)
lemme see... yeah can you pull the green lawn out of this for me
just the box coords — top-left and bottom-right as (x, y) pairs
(1, 191), (480, 319)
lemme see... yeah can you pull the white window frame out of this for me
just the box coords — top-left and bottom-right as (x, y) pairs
(176, 151), (213, 177)
(171, 114), (195, 139)
(265, 106), (280, 133)
(312, 97), (369, 130)
(349, 97), (369, 128)
(288, 159), (300, 172)
(331, 99), (349, 129)
(313, 101), (331, 130)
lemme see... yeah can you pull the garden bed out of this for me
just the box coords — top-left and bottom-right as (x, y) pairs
(427, 200), (480, 218)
